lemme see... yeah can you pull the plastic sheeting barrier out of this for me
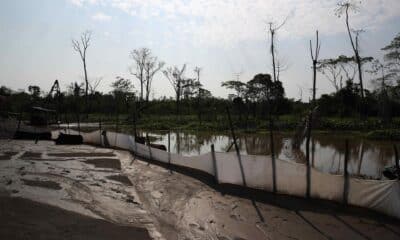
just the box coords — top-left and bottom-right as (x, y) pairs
(50, 130), (400, 219)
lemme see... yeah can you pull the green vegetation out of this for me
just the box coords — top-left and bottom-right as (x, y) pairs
(1, 11), (399, 140)
(84, 113), (400, 134)
(365, 129), (400, 141)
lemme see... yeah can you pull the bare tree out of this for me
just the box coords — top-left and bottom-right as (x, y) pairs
(130, 48), (150, 101)
(72, 30), (92, 115)
(67, 82), (84, 97)
(194, 67), (201, 85)
(89, 77), (102, 95)
(276, 58), (289, 82)
(144, 57), (165, 102)
(340, 59), (357, 83)
(130, 48), (164, 103)
(310, 30), (321, 104)
(368, 59), (392, 122)
(305, 30), (321, 198)
(336, 1), (365, 99)
(163, 64), (187, 117)
(319, 54), (372, 93)
(318, 60), (343, 92)
(268, 18), (287, 82)
(297, 85), (303, 101)
(194, 67), (202, 123)
(86, 77), (102, 113)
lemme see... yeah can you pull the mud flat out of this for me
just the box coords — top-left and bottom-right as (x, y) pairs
(0, 139), (399, 240)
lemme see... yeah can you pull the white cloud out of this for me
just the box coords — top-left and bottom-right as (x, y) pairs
(69, 0), (84, 6)
(69, 0), (104, 7)
(92, 12), (112, 22)
(70, 0), (400, 47)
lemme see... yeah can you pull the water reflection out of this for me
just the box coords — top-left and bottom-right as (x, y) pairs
(142, 130), (395, 179)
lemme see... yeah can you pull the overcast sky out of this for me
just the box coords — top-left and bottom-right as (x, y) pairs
(0, 0), (399, 101)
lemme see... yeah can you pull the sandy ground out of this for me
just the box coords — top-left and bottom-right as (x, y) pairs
(0, 140), (399, 240)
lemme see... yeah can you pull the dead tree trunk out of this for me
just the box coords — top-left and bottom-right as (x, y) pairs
(306, 30), (321, 198)
(72, 31), (91, 118)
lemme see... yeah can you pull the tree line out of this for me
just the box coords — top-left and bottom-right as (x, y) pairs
(1, 1), (400, 126)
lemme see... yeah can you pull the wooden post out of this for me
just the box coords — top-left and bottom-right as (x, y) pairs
(211, 144), (218, 184)
(114, 114), (119, 147)
(168, 131), (171, 152)
(226, 108), (239, 154)
(66, 115), (70, 134)
(394, 144), (399, 179)
(168, 131), (172, 173)
(146, 133), (152, 163)
(77, 114), (81, 135)
(34, 125), (38, 144)
(133, 107), (137, 139)
(176, 131), (180, 154)
(266, 85), (277, 193)
(226, 107), (247, 187)
(269, 111), (276, 193)
(357, 141), (365, 176)
(311, 138), (315, 167)
(115, 114), (119, 132)
(57, 111), (60, 130)
(305, 113), (312, 199)
(130, 107), (138, 159)
(99, 118), (102, 145)
(343, 139), (349, 205)
(17, 111), (22, 132)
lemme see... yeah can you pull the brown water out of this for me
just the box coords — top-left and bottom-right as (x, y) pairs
(141, 130), (396, 179)
(56, 123), (397, 179)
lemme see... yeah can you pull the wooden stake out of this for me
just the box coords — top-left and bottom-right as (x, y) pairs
(66, 115), (70, 134)
(17, 111), (22, 132)
(99, 118), (102, 145)
(269, 115), (277, 193)
(226, 107), (247, 187)
(305, 113), (312, 199)
(168, 131), (172, 173)
(114, 114), (119, 147)
(211, 144), (218, 183)
(394, 144), (399, 179)
(77, 114), (81, 135)
(168, 131), (171, 152)
(146, 133), (152, 163)
(343, 139), (349, 205)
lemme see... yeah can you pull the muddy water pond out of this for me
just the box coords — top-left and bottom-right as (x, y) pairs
(58, 124), (397, 179)
(139, 131), (397, 180)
